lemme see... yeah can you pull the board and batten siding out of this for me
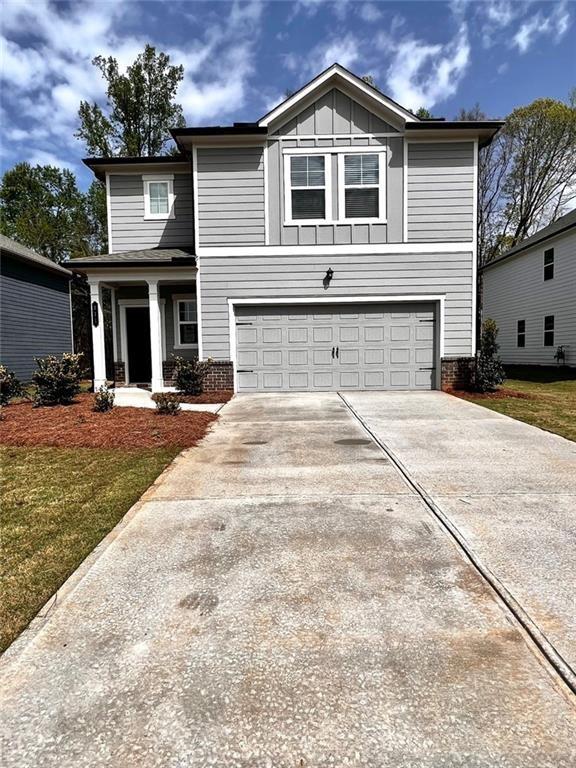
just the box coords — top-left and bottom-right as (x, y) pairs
(407, 142), (475, 242)
(109, 173), (194, 252)
(483, 228), (576, 366)
(198, 250), (474, 360)
(196, 147), (265, 246)
(266, 136), (403, 246)
(0, 254), (72, 381)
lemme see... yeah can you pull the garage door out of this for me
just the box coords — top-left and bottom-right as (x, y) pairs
(235, 302), (436, 392)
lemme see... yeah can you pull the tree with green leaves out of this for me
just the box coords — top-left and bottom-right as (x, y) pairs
(414, 107), (434, 118)
(0, 163), (99, 262)
(76, 44), (186, 157)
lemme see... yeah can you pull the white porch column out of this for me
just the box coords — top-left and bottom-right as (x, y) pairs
(89, 281), (106, 390)
(147, 280), (164, 392)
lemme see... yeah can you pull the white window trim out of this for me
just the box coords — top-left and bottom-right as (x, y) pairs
(337, 151), (386, 224)
(173, 293), (199, 350)
(143, 174), (175, 221)
(283, 153), (332, 226)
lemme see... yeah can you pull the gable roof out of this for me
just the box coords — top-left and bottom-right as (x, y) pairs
(258, 63), (419, 128)
(0, 234), (72, 277)
(68, 247), (196, 271)
(483, 209), (576, 271)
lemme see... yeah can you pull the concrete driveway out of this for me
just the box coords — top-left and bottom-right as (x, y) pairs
(1, 393), (575, 767)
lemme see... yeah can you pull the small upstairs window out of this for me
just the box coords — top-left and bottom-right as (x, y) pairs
(285, 155), (328, 223)
(544, 315), (554, 347)
(143, 175), (175, 220)
(544, 248), (554, 281)
(341, 153), (382, 220)
(517, 320), (526, 348)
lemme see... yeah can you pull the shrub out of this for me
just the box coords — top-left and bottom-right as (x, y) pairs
(32, 352), (84, 406)
(153, 392), (181, 415)
(474, 319), (506, 393)
(172, 355), (211, 395)
(93, 384), (114, 412)
(0, 365), (23, 405)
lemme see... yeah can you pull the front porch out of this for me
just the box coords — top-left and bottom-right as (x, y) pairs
(87, 265), (198, 393)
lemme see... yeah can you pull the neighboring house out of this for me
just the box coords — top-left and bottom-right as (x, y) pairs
(483, 210), (576, 367)
(71, 64), (502, 393)
(0, 235), (73, 381)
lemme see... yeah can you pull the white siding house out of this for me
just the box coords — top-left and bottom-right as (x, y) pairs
(482, 210), (576, 367)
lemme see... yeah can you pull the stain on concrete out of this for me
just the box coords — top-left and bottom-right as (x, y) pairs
(179, 591), (219, 615)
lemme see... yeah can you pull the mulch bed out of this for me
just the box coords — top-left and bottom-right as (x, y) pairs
(448, 388), (534, 401)
(172, 390), (234, 404)
(0, 394), (217, 449)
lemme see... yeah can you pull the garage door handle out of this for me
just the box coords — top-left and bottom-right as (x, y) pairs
(336, 347), (339, 358)
(419, 367), (435, 371)
(331, 347), (335, 358)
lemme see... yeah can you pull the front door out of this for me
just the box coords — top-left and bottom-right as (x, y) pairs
(126, 307), (152, 384)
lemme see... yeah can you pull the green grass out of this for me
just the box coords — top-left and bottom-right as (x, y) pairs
(0, 446), (179, 652)
(464, 365), (576, 442)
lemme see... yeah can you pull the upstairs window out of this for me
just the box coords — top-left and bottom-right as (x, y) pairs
(143, 175), (174, 220)
(341, 153), (382, 220)
(517, 320), (526, 348)
(544, 248), (554, 281)
(285, 155), (328, 223)
(174, 297), (198, 348)
(544, 315), (554, 347)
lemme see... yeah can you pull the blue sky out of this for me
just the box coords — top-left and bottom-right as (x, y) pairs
(1, 0), (574, 189)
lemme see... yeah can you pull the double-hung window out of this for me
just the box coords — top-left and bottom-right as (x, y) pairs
(285, 155), (328, 223)
(340, 153), (383, 221)
(544, 248), (554, 281)
(544, 315), (554, 347)
(517, 320), (526, 348)
(173, 296), (198, 348)
(143, 175), (175, 220)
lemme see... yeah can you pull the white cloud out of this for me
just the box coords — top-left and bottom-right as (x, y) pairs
(359, 3), (382, 22)
(381, 26), (471, 110)
(26, 150), (76, 171)
(512, 1), (571, 53)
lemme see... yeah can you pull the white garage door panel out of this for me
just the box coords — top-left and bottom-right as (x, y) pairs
(235, 302), (436, 392)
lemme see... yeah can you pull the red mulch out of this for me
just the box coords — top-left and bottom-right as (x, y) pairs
(0, 394), (217, 449)
(448, 388), (533, 401)
(173, 390), (234, 404)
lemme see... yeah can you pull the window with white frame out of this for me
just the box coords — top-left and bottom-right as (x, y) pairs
(339, 152), (383, 221)
(286, 155), (328, 222)
(143, 175), (174, 220)
(173, 296), (198, 347)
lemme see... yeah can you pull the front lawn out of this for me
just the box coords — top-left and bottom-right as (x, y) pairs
(0, 396), (217, 652)
(455, 365), (576, 442)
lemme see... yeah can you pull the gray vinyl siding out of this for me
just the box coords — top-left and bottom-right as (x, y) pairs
(109, 173), (194, 252)
(272, 88), (399, 135)
(483, 228), (576, 366)
(113, 284), (198, 363)
(407, 142), (475, 242)
(0, 254), (72, 381)
(196, 147), (265, 246)
(199, 250), (473, 360)
(267, 136), (403, 246)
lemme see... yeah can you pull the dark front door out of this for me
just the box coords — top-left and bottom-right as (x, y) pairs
(126, 307), (152, 383)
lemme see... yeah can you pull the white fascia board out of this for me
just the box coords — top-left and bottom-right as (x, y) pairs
(197, 242), (473, 257)
(83, 267), (197, 283)
(259, 64), (417, 128)
(228, 294), (445, 306)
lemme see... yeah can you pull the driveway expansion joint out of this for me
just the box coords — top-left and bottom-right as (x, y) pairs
(338, 391), (576, 700)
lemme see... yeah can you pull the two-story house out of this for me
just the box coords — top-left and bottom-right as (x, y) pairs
(482, 209), (575, 367)
(72, 64), (502, 393)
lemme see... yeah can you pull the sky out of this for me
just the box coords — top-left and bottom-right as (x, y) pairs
(1, 0), (574, 189)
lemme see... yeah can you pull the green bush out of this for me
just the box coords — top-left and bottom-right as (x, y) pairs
(474, 319), (506, 393)
(0, 365), (23, 405)
(93, 384), (114, 412)
(32, 353), (84, 406)
(172, 355), (211, 395)
(153, 392), (181, 415)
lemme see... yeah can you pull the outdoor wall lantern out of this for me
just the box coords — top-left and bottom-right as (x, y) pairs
(92, 301), (99, 327)
(323, 267), (334, 290)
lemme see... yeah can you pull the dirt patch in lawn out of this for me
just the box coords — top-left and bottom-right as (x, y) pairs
(448, 388), (534, 401)
(0, 394), (217, 449)
(172, 390), (233, 404)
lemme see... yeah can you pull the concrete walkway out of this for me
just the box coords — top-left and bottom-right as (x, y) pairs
(113, 387), (224, 413)
(343, 391), (576, 683)
(1, 393), (575, 767)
